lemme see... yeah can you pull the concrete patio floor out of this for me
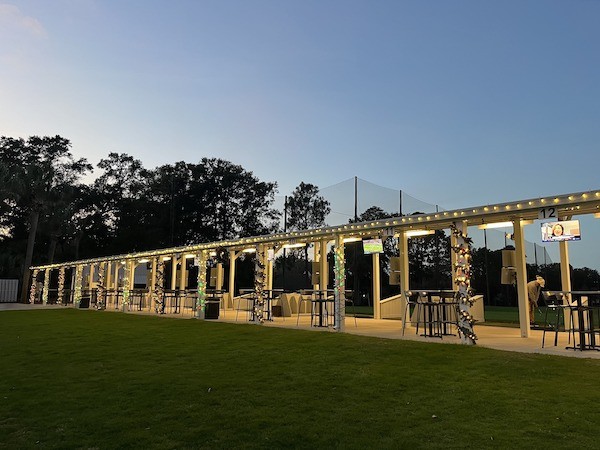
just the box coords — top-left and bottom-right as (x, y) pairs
(3, 303), (599, 359)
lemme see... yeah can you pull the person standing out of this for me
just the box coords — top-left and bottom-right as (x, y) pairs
(526, 275), (545, 325)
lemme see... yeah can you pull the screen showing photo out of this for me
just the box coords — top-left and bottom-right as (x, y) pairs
(363, 238), (384, 254)
(541, 220), (581, 242)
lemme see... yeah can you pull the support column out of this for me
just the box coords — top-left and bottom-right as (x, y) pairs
(196, 250), (208, 319)
(372, 252), (381, 319)
(559, 241), (572, 329)
(170, 255), (178, 291)
(88, 263), (96, 307)
(559, 241), (572, 293)
(97, 262), (106, 309)
(149, 258), (157, 311)
(320, 240), (329, 290)
(334, 234), (346, 332)
(216, 263), (224, 292)
(114, 262), (120, 296)
(122, 260), (133, 311)
(312, 242), (320, 291)
(451, 221), (476, 344)
(180, 257), (188, 292)
(228, 250), (237, 309)
(450, 231), (459, 285)
(42, 268), (50, 305)
(74, 265), (83, 308)
(105, 261), (112, 308)
(398, 231), (410, 322)
(266, 250), (274, 292)
(57, 267), (65, 306)
(28, 269), (39, 304)
(513, 219), (530, 337)
(253, 244), (267, 324)
(130, 262), (137, 290)
(89, 263), (96, 291)
(154, 258), (166, 314)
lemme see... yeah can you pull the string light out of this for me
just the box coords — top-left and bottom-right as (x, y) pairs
(97, 262), (106, 310)
(42, 268), (50, 305)
(196, 252), (207, 317)
(253, 246), (267, 324)
(122, 262), (130, 310)
(57, 267), (65, 305)
(154, 259), (165, 314)
(74, 265), (83, 307)
(334, 237), (346, 329)
(450, 223), (477, 345)
(29, 269), (39, 304)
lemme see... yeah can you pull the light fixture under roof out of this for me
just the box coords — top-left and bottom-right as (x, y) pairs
(478, 221), (513, 229)
(242, 248), (256, 253)
(282, 243), (306, 249)
(405, 230), (435, 237)
(343, 237), (362, 243)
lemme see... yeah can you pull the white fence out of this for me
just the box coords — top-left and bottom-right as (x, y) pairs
(0, 279), (19, 303)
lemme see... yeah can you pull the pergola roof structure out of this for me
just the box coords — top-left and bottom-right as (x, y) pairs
(28, 188), (600, 341)
(32, 189), (600, 270)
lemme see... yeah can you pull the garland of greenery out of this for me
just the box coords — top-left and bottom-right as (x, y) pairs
(154, 259), (165, 314)
(122, 262), (130, 311)
(450, 222), (477, 345)
(42, 268), (50, 305)
(334, 238), (346, 330)
(253, 246), (266, 324)
(29, 269), (39, 304)
(74, 265), (83, 307)
(57, 267), (65, 305)
(96, 262), (106, 310)
(196, 251), (207, 317)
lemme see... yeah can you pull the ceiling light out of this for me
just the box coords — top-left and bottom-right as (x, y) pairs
(405, 230), (435, 237)
(478, 221), (513, 229)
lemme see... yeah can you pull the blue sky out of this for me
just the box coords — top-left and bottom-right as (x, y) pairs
(1, 0), (600, 268)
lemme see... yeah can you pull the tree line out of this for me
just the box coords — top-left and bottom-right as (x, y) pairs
(2, 135), (599, 305)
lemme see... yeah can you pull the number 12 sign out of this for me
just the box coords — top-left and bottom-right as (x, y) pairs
(538, 207), (557, 220)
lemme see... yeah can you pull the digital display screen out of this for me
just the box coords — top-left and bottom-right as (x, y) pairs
(541, 220), (581, 242)
(363, 238), (384, 254)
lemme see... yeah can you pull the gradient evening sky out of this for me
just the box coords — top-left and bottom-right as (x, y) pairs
(1, 1), (600, 268)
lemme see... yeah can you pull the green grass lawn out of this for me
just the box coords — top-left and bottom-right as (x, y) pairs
(1, 310), (599, 449)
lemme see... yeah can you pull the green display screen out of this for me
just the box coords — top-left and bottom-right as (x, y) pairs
(363, 238), (383, 254)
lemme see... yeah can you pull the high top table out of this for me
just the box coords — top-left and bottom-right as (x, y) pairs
(544, 290), (600, 351)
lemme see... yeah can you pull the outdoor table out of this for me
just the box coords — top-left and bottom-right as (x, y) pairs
(405, 290), (458, 338)
(239, 289), (275, 322)
(545, 290), (600, 351)
(310, 290), (335, 327)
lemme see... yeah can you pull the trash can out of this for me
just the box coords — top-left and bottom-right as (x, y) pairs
(205, 300), (220, 319)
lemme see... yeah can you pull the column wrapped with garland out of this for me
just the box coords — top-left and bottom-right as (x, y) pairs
(153, 259), (165, 314)
(253, 245), (267, 324)
(57, 267), (65, 305)
(122, 261), (131, 311)
(96, 262), (106, 310)
(74, 265), (83, 308)
(450, 222), (477, 345)
(29, 269), (39, 304)
(333, 235), (346, 332)
(42, 268), (50, 305)
(195, 251), (207, 319)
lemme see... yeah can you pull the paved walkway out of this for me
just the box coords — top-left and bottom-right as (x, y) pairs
(2, 303), (599, 359)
